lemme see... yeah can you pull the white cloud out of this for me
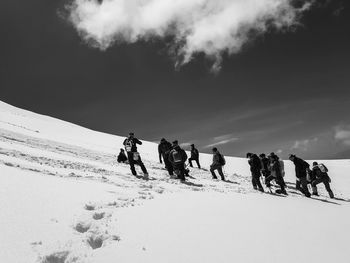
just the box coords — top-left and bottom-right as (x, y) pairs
(204, 134), (238, 148)
(334, 125), (350, 146)
(67, 0), (313, 71)
(291, 137), (318, 151)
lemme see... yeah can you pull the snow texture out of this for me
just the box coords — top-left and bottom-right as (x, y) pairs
(0, 100), (349, 263)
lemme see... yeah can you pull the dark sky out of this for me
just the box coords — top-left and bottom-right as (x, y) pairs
(1, 0), (350, 159)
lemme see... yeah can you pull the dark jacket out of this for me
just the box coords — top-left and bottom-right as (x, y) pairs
(248, 154), (262, 173)
(261, 157), (269, 171)
(269, 160), (282, 178)
(312, 165), (328, 180)
(212, 151), (223, 166)
(158, 141), (172, 161)
(190, 148), (199, 159)
(123, 137), (142, 153)
(168, 146), (188, 165)
(292, 157), (310, 178)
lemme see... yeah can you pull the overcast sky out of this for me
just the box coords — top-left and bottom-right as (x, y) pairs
(1, 0), (350, 159)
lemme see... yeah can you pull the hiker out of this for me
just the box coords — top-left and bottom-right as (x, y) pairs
(123, 132), (148, 177)
(259, 153), (271, 180)
(158, 138), (174, 176)
(265, 154), (287, 194)
(210, 148), (226, 181)
(188, 144), (201, 168)
(246, 153), (264, 192)
(288, 154), (311, 197)
(117, 148), (128, 163)
(311, 162), (334, 198)
(168, 140), (188, 181)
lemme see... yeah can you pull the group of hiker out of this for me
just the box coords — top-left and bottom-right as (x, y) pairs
(117, 132), (334, 198)
(247, 152), (334, 198)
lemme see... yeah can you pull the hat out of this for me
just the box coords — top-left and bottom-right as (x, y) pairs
(212, 147), (218, 152)
(313, 161), (318, 166)
(246, 152), (253, 158)
(259, 153), (266, 157)
(288, 154), (296, 159)
(160, 138), (166, 142)
(172, 140), (179, 145)
(191, 144), (195, 147)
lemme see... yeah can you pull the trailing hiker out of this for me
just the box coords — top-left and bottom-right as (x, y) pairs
(168, 140), (188, 181)
(188, 144), (201, 169)
(210, 148), (226, 181)
(265, 154), (287, 194)
(246, 153), (264, 192)
(158, 138), (174, 176)
(310, 162), (334, 198)
(123, 132), (148, 178)
(288, 154), (311, 197)
(117, 148), (128, 163)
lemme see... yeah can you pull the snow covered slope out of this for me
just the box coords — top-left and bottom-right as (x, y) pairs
(0, 100), (349, 263)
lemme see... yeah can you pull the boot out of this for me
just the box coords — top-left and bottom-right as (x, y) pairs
(328, 190), (334, 199)
(312, 186), (318, 196)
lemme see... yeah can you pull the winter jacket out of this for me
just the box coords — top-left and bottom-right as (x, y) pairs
(312, 165), (329, 180)
(168, 146), (188, 165)
(261, 157), (269, 171)
(292, 157), (310, 178)
(190, 148), (199, 159)
(123, 137), (142, 153)
(248, 154), (262, 173)
(158, 141), (172, 161)
(269, 160), (282, 178)
(212, 151), (223, 166)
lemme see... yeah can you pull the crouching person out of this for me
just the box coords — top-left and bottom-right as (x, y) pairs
(210, 148), (226, 181)
(265, 154), (287, 194)
(117, 148), (128, 163)
(168, 140), (188, 181)
(311, 162), (334, 198)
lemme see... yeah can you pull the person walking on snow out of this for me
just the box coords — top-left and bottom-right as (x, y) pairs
(168, 140), (188, 181)
(246, 153), (264, 192)
(188, 144), (201, 169)
(210, 148), (226, 181)
(311, 162), (334, 198)
(265, 154), (287, 194)
(288, 154), (311, 197)
(158, 138), (174, 176)
(117, 148), (128, 163)
(259, 153), (271, 178)
(123, 132), (148, 177)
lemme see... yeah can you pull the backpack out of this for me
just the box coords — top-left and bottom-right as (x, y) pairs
(125, 140), (133, 152)
(218, 154), (226, 166)
(279, 160), (285, 177)
(319, 163), (328, 173)
(172, 149), (183, 163)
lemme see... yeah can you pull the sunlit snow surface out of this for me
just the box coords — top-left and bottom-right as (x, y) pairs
(0, 100), (349, 263)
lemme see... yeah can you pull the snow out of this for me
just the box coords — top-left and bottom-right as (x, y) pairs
(0, 100), (349, 263)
